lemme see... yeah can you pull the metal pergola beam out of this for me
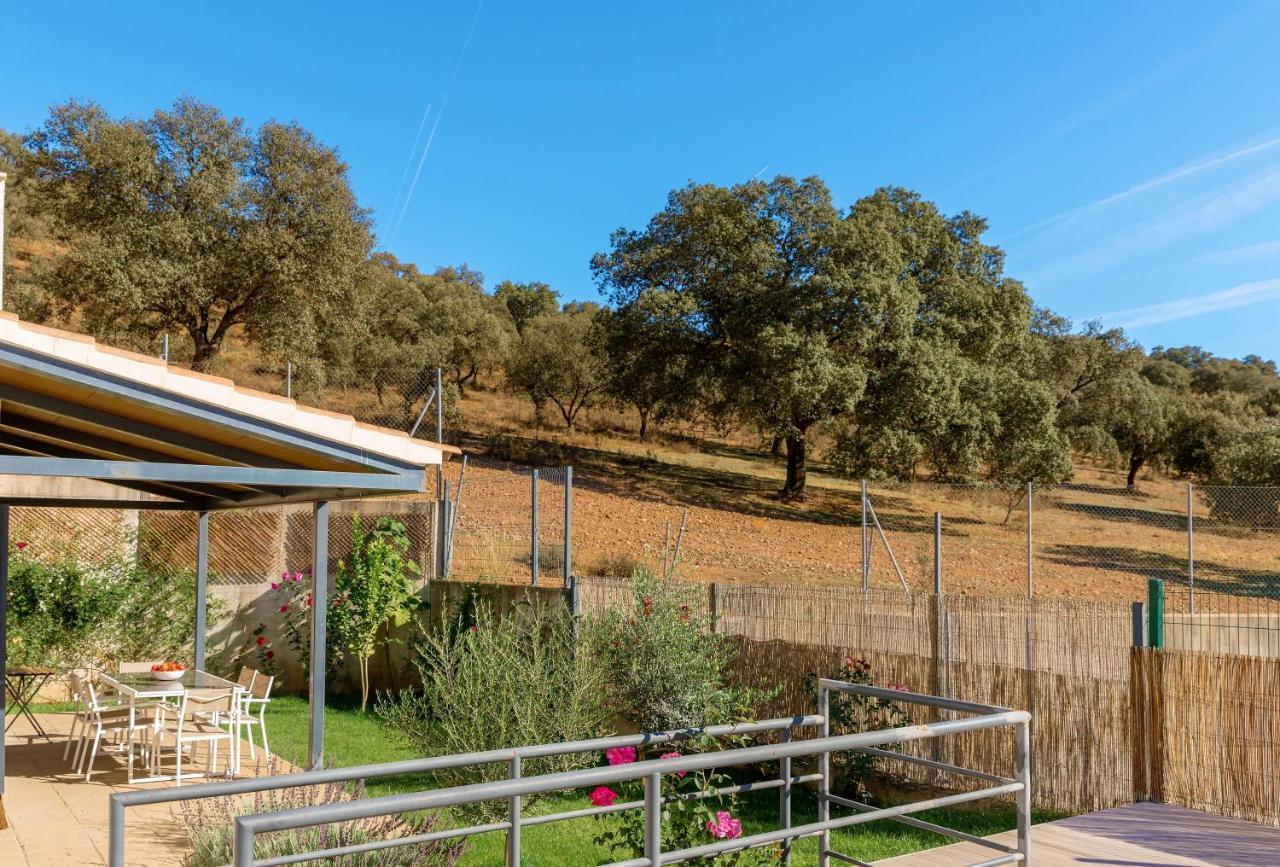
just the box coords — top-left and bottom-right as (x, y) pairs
(0, 439), (218, 503)
(0, 383), (301, 470)
(0, 346), (429, 475)
(0, 456), (423, 492)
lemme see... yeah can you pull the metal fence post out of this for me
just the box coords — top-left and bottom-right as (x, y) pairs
(860, 479), (869, 591)
(1026, 482), (1033, 599)
(286, 362), (293, 399)
(933, 512), (942, 594)
(531, 469), (540, 586)
(1148, 578), (1165, 649)
(1187, 482), (1195, 616)
(1131, 602), (1148, 647)
(563, 466), (573, 586)
(817, 681), (831, 867)
(507, 755), (522, 866)
(435, 367), (444, 495)
(708, 581), (720, 633)
(644, 771), (662, 864)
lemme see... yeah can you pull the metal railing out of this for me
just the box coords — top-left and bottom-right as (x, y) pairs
(108, 683), (1031, 867)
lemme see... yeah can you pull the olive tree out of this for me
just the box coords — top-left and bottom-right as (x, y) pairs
(506, 305), (608, 430)
(23, 98), (374, 372)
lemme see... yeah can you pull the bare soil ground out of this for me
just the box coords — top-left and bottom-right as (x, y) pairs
(443, 388), (1280, 610)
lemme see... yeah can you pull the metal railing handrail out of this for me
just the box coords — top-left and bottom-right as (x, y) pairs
(107, 714), (823, 866)
(229, 696), (1031, 866)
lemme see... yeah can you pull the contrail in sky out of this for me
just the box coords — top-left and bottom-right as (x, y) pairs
(998, 135), (1280, 242)
(1099, 277), (1280, 329)
(389, 0), (487, 246)
(387, 103), (432, 233)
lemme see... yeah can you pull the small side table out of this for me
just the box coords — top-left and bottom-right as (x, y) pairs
(5, 666), (57, 741)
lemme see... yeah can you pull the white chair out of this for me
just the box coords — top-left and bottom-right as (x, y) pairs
(74, 678), (158, 782)
(150, 691), (240, 784)
(239, 673), (274, 762)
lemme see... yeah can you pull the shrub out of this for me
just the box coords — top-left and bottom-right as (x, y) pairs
(376, 595), (610, 818)
(584, 570), (773, 732)
(178, 763), (463, 867)
(7, 541), (224, 674)
(589, 551), (644, 578)
(591, 747), (777, 865)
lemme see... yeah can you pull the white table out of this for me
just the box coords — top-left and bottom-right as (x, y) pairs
(97, 669), (243, 782)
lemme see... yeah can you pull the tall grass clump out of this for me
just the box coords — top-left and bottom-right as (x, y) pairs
(179, 764), (463, 867)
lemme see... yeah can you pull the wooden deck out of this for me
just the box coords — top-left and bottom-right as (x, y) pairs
(2, 711), (288, 866)
(873, 801), (1280, 866)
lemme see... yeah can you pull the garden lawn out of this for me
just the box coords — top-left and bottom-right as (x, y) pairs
(264, 695), (1061, 866)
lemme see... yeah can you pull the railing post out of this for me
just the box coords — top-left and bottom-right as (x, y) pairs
(108, 794), (125, 867)
(1015, 718), (1032, 864)
(817, 682), (831, 867)
(779, 724), (793, 866)
(644, 771), (663, 866)
(507, 754), (522, 866)
(1148, 578), (1165, 649)
(531, 469), (540, 586)
(233, 817), (255, 867)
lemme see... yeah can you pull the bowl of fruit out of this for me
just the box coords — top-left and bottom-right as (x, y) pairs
(150, 662), (186, 681)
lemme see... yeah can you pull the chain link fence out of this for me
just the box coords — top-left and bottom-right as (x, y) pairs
(441, 460), (571, 585)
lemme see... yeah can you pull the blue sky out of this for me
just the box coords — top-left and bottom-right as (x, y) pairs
(4, 1), (1280, 359)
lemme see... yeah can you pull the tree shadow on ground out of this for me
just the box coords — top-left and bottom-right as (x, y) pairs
(459, 431), (864, 526)
(1050, 502), (1185, 531)
(1043, 544), (1280, 599)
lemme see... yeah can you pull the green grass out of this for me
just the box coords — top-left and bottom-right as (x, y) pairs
(261, 695), (1061, 866)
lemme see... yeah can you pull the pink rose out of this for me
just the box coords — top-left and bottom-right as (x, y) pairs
(605, 746), (637, 766)
(279, 605), (289, 613)
(15, 541), (28, 551)
(660, 751), (687, 778)
(588, 786), (618, 807)
(270, 582), (280, 590)
(707, 810), (742, 840)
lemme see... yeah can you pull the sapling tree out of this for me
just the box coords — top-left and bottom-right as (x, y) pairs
(329, 516), (423, 711)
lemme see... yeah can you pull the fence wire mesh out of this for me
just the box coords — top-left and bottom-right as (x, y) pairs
(442, 460), (570, 585)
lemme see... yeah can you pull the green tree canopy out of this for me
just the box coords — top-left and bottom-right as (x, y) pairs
(494, 280), (559, 335)
(22, 97), (374, 372)
(595, 177), (1064, 496)
(506, 305), (607, 430)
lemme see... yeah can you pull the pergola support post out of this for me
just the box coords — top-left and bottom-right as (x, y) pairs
(0, 504), (9, 800)
(194, 510), (209, 671)
(308, 500), (330, 770)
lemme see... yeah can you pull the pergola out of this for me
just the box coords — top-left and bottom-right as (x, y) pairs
(0, 313), (457, 799)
